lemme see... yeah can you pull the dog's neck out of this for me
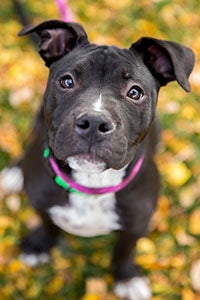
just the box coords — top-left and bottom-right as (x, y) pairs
(66, 155), (127, 188)
(44, 148), (144, 195)
(71, 165), (126, 189)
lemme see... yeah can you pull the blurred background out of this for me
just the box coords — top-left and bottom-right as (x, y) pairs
(0, 0), (200, 299)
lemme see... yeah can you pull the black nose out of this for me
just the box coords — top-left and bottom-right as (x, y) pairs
(75, 112), (115, 140)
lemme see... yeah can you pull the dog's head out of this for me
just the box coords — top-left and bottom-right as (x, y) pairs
(19, 20), (194, 171)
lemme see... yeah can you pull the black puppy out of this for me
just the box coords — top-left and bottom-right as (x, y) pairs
(3, 20), (194, 299)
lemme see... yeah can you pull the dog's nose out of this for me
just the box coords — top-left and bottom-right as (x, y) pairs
(75, 112), (115, 140)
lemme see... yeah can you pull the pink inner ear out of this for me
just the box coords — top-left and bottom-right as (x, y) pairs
(147, 45), (174, 81)
(38, 28), (76, 66)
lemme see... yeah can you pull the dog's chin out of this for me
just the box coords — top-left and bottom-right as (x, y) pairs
(66, 155), (107, 173)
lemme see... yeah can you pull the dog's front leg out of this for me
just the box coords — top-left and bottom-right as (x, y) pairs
(112, 231), (151, 300)
(20, 213), (60, 267)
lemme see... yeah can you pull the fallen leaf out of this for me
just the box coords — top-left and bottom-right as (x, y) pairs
(137, 237), (156, 253)
(182, 288), (196, 300)
(179, 185), (198, 208)
(189, 209), (200, 235)
(175, 230), (196, 246)
(164, 161), (192, 187)
(83, 278), (112, 300)
(5, 194), (21, 212)
(0, 123), (22, 157)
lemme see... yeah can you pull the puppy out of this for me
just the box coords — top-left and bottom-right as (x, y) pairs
(2, 20), (194, 299)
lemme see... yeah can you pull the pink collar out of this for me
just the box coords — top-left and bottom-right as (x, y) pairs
(47, 151), (144, 195)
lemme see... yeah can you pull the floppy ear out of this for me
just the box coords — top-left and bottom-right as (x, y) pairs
(130, 37), (195, 92)
(18, 19), (89, 67)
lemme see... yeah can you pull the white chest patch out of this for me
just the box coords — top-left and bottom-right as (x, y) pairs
(49, 193), (121, 237)
(48, 160), (125, 237)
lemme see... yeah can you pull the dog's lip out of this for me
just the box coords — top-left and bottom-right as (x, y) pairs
(66, 154), (107, 173)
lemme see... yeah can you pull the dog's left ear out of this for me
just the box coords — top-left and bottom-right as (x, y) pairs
(18, 19), (89, 67)
(130, 37), (195, 92)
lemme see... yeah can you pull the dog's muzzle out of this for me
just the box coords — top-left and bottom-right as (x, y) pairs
(51, 109), (128, 170)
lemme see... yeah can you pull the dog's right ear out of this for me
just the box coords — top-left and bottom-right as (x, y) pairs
(130, 37), (195, 92)
(18, 19), (89, 67)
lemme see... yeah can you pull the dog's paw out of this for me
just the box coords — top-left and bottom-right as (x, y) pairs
(114, 277), (151, 300)
(20, 252), (50, 267)
(20, 224), (59, 267)
(0, 166), (23, 194)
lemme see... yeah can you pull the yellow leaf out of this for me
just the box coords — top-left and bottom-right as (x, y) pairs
(158, 196), (170, 214)
(164, 162), (191, 187)
(179, 185), (197, 208)
(170, 253), (186, 269)
(83, 295), (101, 300)
(8, 259), (28, 273)
(135, 253), (157, 267)
(47, 275), (64, 294)
(0, 215), (13, 229)
(0, 123), (22, 157)
(151, 273), (170, 293)
(182, 288), (195, 300)
(189, 209), (200, 235)
(83, 278), (112, 300)
(181, 105), (197, 119)
(137, 237), (156, 253)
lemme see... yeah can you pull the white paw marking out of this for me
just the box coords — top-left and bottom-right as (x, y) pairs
(0, 167), (23, 193)
(114, 277), (152, 300)
(20, 253), (50, 267)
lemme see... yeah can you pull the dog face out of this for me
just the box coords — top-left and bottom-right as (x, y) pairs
(44, 45), (160, 170)
(19, 20), (194, 170)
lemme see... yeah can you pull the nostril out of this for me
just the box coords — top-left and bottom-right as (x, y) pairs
(76, 119), (90, 130)
(98, 122), (113, 133)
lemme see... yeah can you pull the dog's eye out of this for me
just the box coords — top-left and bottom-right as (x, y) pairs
(60, 75), (74, 89)
(127, 86), (144, 101)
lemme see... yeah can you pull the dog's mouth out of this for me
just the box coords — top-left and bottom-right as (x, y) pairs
(66, 154), (107, 173)
(44, 146), (144, 195)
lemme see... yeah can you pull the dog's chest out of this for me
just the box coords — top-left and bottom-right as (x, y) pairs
(48, 168), (125, 237)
